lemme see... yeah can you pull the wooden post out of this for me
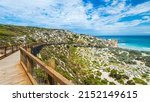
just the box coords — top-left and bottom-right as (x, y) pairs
(27, 47), (31, 53)
(24, 45), (27, 50)
(15, 45), (17, 51)
(12, 46), (14, 53)
(47, 59), (57, 85)
(20, 49), (24, 65)
(48, 59), (56, 69)
(27, 56), (33, 75)
(20, 49), (22, 62)
(4, 47), (7, 57)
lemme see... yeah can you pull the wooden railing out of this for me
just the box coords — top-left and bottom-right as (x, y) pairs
(0, 42), (73, 85)
(0, 45), (19, 60)
(20, 47), (73, 85)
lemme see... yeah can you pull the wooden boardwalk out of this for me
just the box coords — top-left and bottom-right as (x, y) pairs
(0, 51), (32, 85)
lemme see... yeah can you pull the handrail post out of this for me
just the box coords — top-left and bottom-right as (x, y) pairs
(27, 56), (33, 75)
(47, 59), (57, 85)
(15, 45), (17, 51)
(12, 46), (14, 53)
(4, 46), (7, 57)
(26, 47), (33, 74)
(20, 49), (23, 62)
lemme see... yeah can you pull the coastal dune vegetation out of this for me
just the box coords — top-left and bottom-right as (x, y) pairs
(0, 24), (150, 85)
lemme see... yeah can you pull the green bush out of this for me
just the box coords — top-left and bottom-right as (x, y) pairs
(56, 66), (73, 81)
(96, 71), (102, 76)
(136, 56), (150, 67)
(141, 73), (149, 79)
(126, 80), (135, 85)
(122, 75), (129, 79)
(109, 69), (122, 80)
(129, 50), (142, 57)
(109, 69), (129, 85)
(105, 68), (111, 72)
(133, 78), (147, 85)
(117, 79), (124, 85)
(114, 74), (122, 80)
(101, 79), (108, 85)
(83, 75), (101, 85)
(109, 82), (116, 85)
(124, 60), (136, 64)
(33, 68), (48, 80)
(109, 69), (118, 78)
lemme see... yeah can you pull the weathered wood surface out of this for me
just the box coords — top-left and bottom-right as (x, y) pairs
(0, 51), (32, 85)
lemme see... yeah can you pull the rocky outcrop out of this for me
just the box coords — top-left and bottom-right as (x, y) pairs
(108, 39), (118, 47)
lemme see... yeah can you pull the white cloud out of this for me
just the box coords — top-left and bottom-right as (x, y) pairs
(111, 0), (119, 6)
(104, 0), (110, 2)
(143, 16), (150, 20)
(0, 0), (150, 35)
(126, 1), (150, 15)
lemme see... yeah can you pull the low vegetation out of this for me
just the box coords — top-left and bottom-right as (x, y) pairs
(0, 24), (150, 85)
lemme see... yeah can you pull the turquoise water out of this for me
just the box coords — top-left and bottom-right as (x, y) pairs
(96, 36), (150, 51)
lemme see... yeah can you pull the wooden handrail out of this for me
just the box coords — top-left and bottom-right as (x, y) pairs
(19, 47), (73, 85)
(0, 42), (44, 60)
(0, 45), (19, 60)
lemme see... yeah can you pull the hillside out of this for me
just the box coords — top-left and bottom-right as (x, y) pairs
(39, 45), (150, 85)
(0, 24), (116, 47)
(0, 24), (150, 85)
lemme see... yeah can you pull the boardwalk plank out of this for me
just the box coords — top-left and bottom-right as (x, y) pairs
(0, 51), (32, 85)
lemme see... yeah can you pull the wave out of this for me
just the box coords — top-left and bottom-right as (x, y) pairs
(118, 43), (150, 51)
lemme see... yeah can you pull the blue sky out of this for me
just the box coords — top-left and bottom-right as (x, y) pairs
(0, 0), (150, 35)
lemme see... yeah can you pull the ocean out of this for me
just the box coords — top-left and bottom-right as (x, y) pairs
(96, 36), (150, 51)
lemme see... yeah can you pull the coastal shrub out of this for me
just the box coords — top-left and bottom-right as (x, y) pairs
(124, 60), (136, 64)
(117, 79), (124, 85)
(58, 55), (67, 63)
(83, 75), (101, 85)
(122, 75), (129, 79)
(72, 67), (80, 74)
(98, 44), (106, 48)
(115, 74), (122, 80)
(0, 29), (16, 36)
(82, 75), (109, 85)
(135, 56), (143, 61)
(109, 82), (116, 85)
(109, 57), (118, 63)
(109, 69), (129, 83)
(33, 68), (48, 84)
(68, 38), (74, 44)
(141, 73), (149, 79)
(34, 68), (48, 79)
(109, 69), (118, 78)
(73, 34), (79, 39)
(137, 56), (150, 67)
(101, 79), (108, 85)
(126, 80), (135, 85)
(92, 61), (100, 67)
(129, 50), (142, 57)
(56, 66), (73, 81)
(66, 45), (70, 49)
(133, 78), (147, 85)
(96, 71), (102, 76)
(117, 54), (128, 62)
(145, 58), (150, 67)
(105, 68), (111, 72)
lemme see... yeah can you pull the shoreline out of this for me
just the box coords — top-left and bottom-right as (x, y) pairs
(96, 36), (150, 52)
(118, 43), (150, 52)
